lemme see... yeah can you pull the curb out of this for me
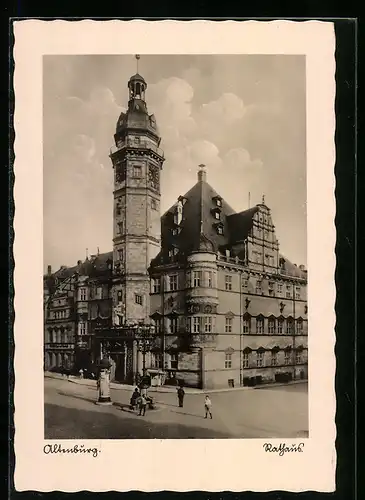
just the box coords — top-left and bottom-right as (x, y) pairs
(45, 373), (307, 394)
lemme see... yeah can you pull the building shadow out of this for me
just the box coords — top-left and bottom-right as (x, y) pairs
(44, 403), (234, 439)
(57, 391), (96, 405)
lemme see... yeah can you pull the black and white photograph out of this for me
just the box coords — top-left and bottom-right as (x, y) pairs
(14, 20), (336, 492)
(43, 53), (308, 440)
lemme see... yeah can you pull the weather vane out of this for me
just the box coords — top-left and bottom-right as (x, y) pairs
(262, 194), (266, 205)
(135, 54), (140, 72)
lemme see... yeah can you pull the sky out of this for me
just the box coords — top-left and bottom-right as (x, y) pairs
(43, 54), (307, 272)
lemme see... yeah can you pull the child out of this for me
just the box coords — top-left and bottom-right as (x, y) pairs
(204, 395), (212, 419)
(138, 394), (147, 416)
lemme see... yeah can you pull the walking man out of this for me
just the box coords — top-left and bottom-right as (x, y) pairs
(177, 386), (185, 408)
(138, 393), (147, 416)
(204, 395), (213, 419)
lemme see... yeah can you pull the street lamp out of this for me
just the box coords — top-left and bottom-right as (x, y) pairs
(136, 323), (155, 377)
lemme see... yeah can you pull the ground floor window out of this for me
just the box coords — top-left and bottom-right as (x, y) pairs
(151, 352), (163, 369)
(242, 353), (249, 368)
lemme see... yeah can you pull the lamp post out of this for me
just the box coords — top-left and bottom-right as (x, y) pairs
(135, 323), (155, 393)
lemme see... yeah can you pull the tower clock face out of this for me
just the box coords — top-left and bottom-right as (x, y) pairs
(148, 165), (159, 191)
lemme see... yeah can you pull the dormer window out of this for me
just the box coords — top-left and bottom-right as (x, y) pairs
(213, 196), (222, 207)
(172, 228), (179, 236)
(214, 211), (220, 220)
(217, 225), (224, 235)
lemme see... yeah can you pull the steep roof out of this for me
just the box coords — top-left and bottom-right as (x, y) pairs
(227, 207), (259, 244)
(50, 251), (113, 281)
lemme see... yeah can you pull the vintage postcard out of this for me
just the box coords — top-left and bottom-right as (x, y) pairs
(13, 20), (336, 492)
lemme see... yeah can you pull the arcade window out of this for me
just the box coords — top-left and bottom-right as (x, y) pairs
(277, 319), (284, 334)
(271, 352), (278, 366)
(296, 351), (302, 364)
(296, 320), (303, 334)
(135, 294), (143, 305)
(286, 320), (294, 335)
(224, 353), (232, 369)
(284, 351), (291, 365)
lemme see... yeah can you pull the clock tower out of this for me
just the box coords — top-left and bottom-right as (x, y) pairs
(110, 56), (165, 325)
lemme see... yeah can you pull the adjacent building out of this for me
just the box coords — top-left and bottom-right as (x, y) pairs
(44, 62), (308, 388)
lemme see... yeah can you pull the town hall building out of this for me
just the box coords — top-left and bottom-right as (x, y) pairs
(44, 61), (308, 389)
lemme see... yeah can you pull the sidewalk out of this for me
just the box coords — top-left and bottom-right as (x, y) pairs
(44, 372), (307, 394)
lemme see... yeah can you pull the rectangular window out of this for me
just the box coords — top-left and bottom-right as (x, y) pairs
(243, 353), (249, 368)
(117, 221), (124, 234)
(225, 317), (233, 333)
(79, 288), (87, 301)
(268, 318), (275, 334)
(204, 317), (212, 333)
(118, 249), (124, 262)
(256, 318), (264, 334)
(225, 353), (232, 369)
(216, 198), (222, 207)
(242, 279), (248, 291)
(286, 320), (293, 335)
(296, 320), (303, 334)
(169, 317), (178, 334)
(271, 352), (278, 366)
(135, 294), (143, 306)
(193, 317), (200, 333)
(169, 275), (178, 291)
(286, 284), (292, 298)
(170, 353), (178, 370)
(268, 281), (275, 296)
(255, 280), (262, 294)
(257, 352), (264, 367)
(214, 211), (220, 220)
(225, 275), (232, 291)
(152, 278), (160, 294)
(277, 283), (283, 296)
(277, 319), (284, 334)
(242, 318), (251, 333)
(295, 286), (301, 299)
(133, 165), (142, 178)
(151, 199), (157, 210)
(206, 271), (213, 288)
(284, 351), (291, 365)
(154, 319), (162, 333)
(217, 226), (223, 235)
(151, 353), (162, 369)
(193, 271), (202, 287)
(296, 351), (302, 364)
(79, 322), (86, 336)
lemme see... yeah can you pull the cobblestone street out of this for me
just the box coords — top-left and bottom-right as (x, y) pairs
(44, 377), (308, 439)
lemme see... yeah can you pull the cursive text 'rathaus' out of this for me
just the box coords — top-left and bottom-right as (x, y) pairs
(263, 442), (304, 457)
(43, 443), (100, 458)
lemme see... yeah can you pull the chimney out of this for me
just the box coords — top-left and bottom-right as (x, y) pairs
(47, 265), (52, 276)
(197, 164), (207, 182)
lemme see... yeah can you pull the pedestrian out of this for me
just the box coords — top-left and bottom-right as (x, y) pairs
(130, 387), (140, 411)
(138, 393), (147, 416)
(177, 386), (185, 408)
(204, 395), (212, 419)
(79, 368), (84, 379)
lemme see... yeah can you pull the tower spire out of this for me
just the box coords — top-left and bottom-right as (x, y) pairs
(135, 54), (140, 73)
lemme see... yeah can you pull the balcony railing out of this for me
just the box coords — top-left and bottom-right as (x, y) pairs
(110, 140), (164, 158)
